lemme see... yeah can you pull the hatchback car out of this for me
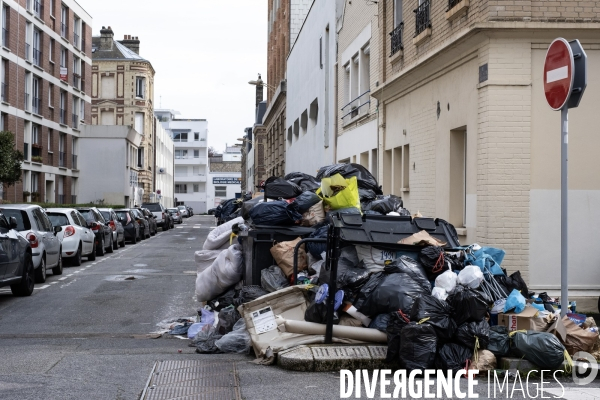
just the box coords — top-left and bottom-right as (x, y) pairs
(141, 202), (171, 231)
(0, 204), (63, 283)
(114, 209), (140, 244)
(47, 208), (96, 265)
(177, 205), (189, 218)
(140, 208), (157, 236)
(99, 208), (126, 249)
(131, 208), (150, 240)
(76, 207), (113, 256)
(167, 208), (182, 224)
(0, 212), (35, 296)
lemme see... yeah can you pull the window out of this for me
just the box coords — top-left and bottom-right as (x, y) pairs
(33, 28), (41, 66)
(193, 150), (199, 158)
(32, 75), (41, 114)
(194, 132), (199, 141)
(215, 186), (227, 197)
(135, 77), (145, 98)
(175, 149), (187, 159)
(31, 171), (39, 193)
(137, 147), (144, 168)
(80, 95), (84, 120)
(134, 112), (144, 134)
(48, 129), (53, 151)
(48, 83), (53, 107)
(1, 59), (7, 103)
(173, 132), (187, 142)
(193, 184), (199, 192)
(71, 95), (78, 128)
(49, 39), (54, 62)
(24, 72), (31, 111)
(175, 184), (187, 194)
(50, 0), (55, 16)
(60, 46), (66, 68)
(58, 132), (65, 167)
(1, 112), (7, 131)
(2, 5), (8, 48)
(59, 90), (66, 124)
(73, 56), (80, 89)
(60, 5), (67, 38)
(73, 15), (80, 48)
(394, 0), (403, 27)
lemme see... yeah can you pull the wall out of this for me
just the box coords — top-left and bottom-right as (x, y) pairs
(206, 170), (242, 209)
(154, 118), (174, 207)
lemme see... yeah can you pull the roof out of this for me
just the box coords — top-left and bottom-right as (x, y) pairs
(92, 37), (148, 61)
(45, 208), (78, 213)
(0, 204), (39, 210)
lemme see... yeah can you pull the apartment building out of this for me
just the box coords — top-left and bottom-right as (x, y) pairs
(154, 109), (208, 213)
(153, 117), (174, 208)
(369, 0), (600, 308)
(91, 26), (155, 202)
(207, 147), (242, 209)
(0, 0), (92, 203)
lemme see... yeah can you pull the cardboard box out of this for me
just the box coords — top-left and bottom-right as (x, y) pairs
(497, 306), (539, 331)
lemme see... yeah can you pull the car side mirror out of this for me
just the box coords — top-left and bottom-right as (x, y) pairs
(9, 216), (17, 230)
(54, 226), (62, 235)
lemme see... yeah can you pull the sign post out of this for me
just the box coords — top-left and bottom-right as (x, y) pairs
(543, 38), (587, 316)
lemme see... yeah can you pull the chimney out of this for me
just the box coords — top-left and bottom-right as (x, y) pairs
(119, 34), (141, 55)
(255, 74), (264, 108)
(99, 26), (114, 50)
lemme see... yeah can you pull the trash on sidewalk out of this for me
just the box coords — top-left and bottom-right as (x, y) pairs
(261, 265), (289, 293)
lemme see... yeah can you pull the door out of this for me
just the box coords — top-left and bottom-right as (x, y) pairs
(72, 211), (93, 255)
(34, 208), (59, 267)
(0, 216), (12, 279)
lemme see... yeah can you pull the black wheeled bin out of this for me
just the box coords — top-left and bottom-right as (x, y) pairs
(241, 225), (315, 286)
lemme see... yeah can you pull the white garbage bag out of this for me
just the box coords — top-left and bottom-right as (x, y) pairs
(202, 217), (244, 250)
(432, 287), (448, 301)
(195, 245), (244, 302)
(457, 265), (484, 289)
(435, 270), (458, 293)
(195, 250), (224, 273)
(355, 245), (399, 273)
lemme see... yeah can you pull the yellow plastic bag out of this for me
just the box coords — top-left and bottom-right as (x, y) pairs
(317, 174), (361, 211)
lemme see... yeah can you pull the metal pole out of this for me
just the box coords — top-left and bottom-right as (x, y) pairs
(561, 106), (568, 317)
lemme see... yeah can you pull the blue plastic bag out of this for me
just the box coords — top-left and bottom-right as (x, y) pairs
(466, 247), (506, 276)
(504, 289), (526, 313)
(187, 309), (215, 339)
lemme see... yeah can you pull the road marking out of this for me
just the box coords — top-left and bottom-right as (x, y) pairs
(49, 281), (58, 284)
(58, 277), (67, 280)
(74, 271), (81, 274)
(67, 274), (73, 277)
(36, 285), (50, 289)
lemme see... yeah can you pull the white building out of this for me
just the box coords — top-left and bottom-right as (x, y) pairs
(207, 147), (242, 209)
(154, 109), (208, 213)
(78, 125), (142, 207)
(285, 0), (337, 175)
(152, 118), (174, 207)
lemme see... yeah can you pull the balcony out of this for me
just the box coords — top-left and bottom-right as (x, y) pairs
(1, 82), (7, 103)
(413, 0), (432, 45)
(32, 96), (41, 115)
(174, 174), (207, 183)
(59, 151), (66, 167)
(72, 113), (79, 129)
(24, 93), (30, 112)
(341, 90), (370, 126)
(31, 144), (42, 158)
(33, 47), (41, 67)
(59, 108), (66, 124)
(72, 154), (78, 169)
(389, 23), (404, 58)
(25, 43), (30, 62)
(174, 140), (208, 149)
(174, 156), (208, 165)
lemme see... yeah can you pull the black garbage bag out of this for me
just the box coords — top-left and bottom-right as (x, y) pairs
(505, 270), (530, 298)
(213, 204), (223, 219)
(285, 172), (321, 192)
(511, 331), (566, 369)
(248, 200), (302, 226)
(215, 305), (241, 335)
(369, 314), (390, 332)
(358, 188), (378, 202)
(386, 310), (411, 363)
(295, 191), (322, 213)
(316, 163), (383, 196)
(338, 264), (370, 290)
(241, 197), (262, 220)
(398, 322), (438, 371)
(306, 223), (329, 258)
(436, 343), (473, 374)
(193, 326), (223, 354)
(488, 325), (510, 357)
(363, 195), (404, 214)
(207, 288), (236, 311)
(446, 286), (491, 326)
(232, 286), (269, 307)
(353, 256), (431, 317)
(419, 246), (450, 281)
(261, 265), (289, 293)
(455, 320), (490, 350)
(409, 294), (456, 341)
(264, 176), (303, 199)
(304, 301), (339, 324)
(220, 198), (242, 221)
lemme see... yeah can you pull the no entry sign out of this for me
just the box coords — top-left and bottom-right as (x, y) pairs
(544, 38), (574, 110)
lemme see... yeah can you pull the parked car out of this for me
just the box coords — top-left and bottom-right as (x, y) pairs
(76, 207), (114, 256)
(140, 208), (158, 236)
(186, 206), (194, 217)
(0, 212), (34, 296)
(131, 208), (150, 240)
(114, 209), (140, 244)
(0, 204), (63, 283)
(208, 208), (217, 215)
(167, 208), (182, 224)
(99, 208), (126, 249)
(177, 205), (189, 218)
(141, 203), (171, 231)
(46, 208), (97, 265)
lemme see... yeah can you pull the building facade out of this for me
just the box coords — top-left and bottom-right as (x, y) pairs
(0, 0), (92, 204)
(91, 27), (155, 203)
(153, 117), (174, 207)
(369, 0), (600, 308)
(154, 109), (208, 213)
(207, 147), (242, 208)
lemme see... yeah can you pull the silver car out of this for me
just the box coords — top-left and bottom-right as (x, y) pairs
(177, 205), (189, 218)
(46, 208), (97, 265)
(167, 208), (182, 224)
(0, 204), (63, 283)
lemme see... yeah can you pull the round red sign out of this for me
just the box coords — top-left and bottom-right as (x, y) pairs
(544, 38), (574, 110)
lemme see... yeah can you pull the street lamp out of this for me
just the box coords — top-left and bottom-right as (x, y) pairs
(248, 74), (277, 93)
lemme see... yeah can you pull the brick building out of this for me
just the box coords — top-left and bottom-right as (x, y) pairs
(0, 0), (92, 204)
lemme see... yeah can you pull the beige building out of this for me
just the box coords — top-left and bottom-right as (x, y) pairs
(365, 0), (600, 308)
(91, 27), (156, 202)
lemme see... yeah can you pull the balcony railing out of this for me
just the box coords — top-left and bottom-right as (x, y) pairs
(61, 23), (67, 38)
(32, 96), (41, 114)
(23, 143), (29, 160)
(59, 108), (66, 124)
(414, 0), (431, 36)
(59, 151), (65, 167)
(73, 74), (80, 90)
(1, 82), (7, 102)
(341, 90), (371, 125)
(24, 93), (30, 111)
(33, 0), (43, 18)
(72, 113), (78, 129)
(2, 28), (7, 48)
(58, 194), (65, 204)
(31, 144), (42, 157)
(72, 154), (78, 169)
(33, 47), (41, 66)
(25, 43), (30, 62)
(389, 23), (404, 57)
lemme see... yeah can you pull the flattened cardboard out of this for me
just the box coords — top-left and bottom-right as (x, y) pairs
(497, 306), (539, 331)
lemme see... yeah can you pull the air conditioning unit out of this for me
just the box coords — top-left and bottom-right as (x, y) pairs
(158, 167), (166, 174)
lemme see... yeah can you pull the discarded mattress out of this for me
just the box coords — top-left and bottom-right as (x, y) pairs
(203, 217), (244, 250)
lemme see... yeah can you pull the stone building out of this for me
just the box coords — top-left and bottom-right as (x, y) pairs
(91, 27), (156, 202)
(0, 0), (92, 204)
(369, 0), (600, 308)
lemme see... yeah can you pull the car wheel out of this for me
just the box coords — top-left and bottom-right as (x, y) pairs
(145, 229), (150, 239)
(34, 255), (47, 283)
(107, 235), (114, 253)
(52, 252), (63, 275)
(97, 237), (105, 256)
(120, 236), (125, 248)
(72, 244), (82, 266)
(11, 254), (34, 296)
(150, 227), (156, 236)
(113, 235), (119, 250)
(88, 242), (96, 261)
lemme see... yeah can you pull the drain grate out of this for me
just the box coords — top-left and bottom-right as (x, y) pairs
(141, 360), (240, 400)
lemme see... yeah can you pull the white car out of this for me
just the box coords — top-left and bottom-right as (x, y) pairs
(177, 205), (189, 218)
(0, 204), (63, 283)
(46, 208), (96, 266)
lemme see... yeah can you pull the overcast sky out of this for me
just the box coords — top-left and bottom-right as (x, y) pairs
(79, 0), (267, 153)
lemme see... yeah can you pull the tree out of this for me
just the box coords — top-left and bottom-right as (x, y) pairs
(0, 131), (24, 189)
(208, 146), (218, 157)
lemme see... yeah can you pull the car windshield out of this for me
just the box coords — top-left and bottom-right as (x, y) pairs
(47, 213), (70, 227)
(100, 211), (111, 221)
(178, 206), (185, 210)
(167, 208), (178, 213)
(78, 210), (94, 222)
(115, 211), (129, 221)
(0, 209), (32, 231)
(143, 204), (161, 212)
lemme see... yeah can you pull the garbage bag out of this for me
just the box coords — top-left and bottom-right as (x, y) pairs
(432, 287), (448, 301)
(358, 188), (378, 202)
(304, 301), (339, 324)
(355, 245), (402, 274)
(512, 331), (566, 369)
(488, 325), (510, 357)
(215, 319), (252, 354)
(318, 248), (360, 287)
(193, 326), (223, 354)
(207, 288), (236, 311)
(300, 201), (325, 227)
(215, 305), (241, 335)
(368, 314), (390, 332)
(203, 217), (245, 250)
(264, 176), (303, 199)
(398, 322), (438, 371)
(318, 174), (361, 211)
(386, 310), (411, 363)
(470, 349), (497, 371)
(466, 247), (505, 276)
(195, 249), (224, 273)
(169, 322), (192, 335)
(248, 200), (303, 226)
(232, 286), (269, 307)
(457, 265), (484, 289)
(306, 224), (329, 258)
(220, 198), (243, 222)
(353, 256), (431, 317)
(504, 289), (526, 313)
(196, 246), (242, 302)
(436, 343), (473, 374)
(435, 270), (458, 293)
(409, 294), (456, 341)
(363, 195), (403, 214)
(240, 197), (263, 220)
(337, 265), (370, 291)
(294, 191), (322, 213)
(446, 286), (491, 326)
(270, 237), (308, 277)
(419, 246), (450, 281)
(285, 172), (321, 192)
(505, 270), (530, 297)
(316, 163), (382, 196)
(187, 308), (216, 338)
(261, 265), (289, 293)
(455, 320), (490, 350)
